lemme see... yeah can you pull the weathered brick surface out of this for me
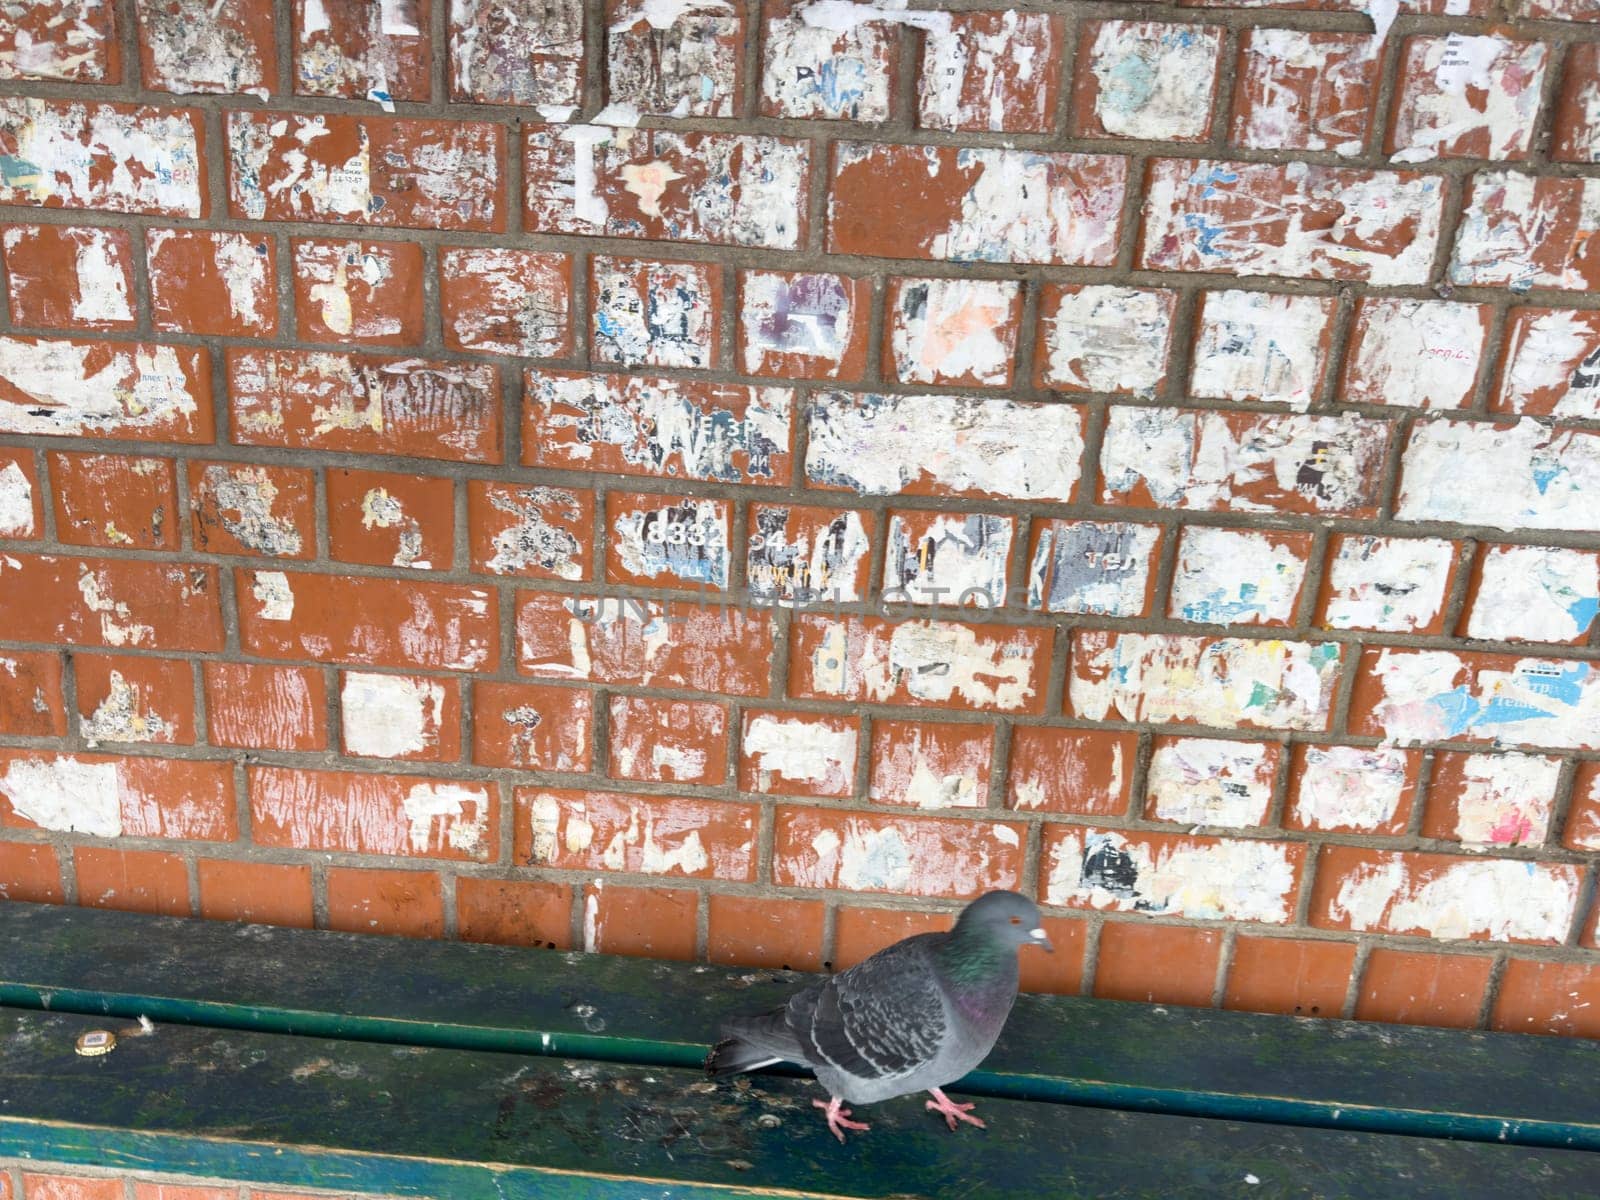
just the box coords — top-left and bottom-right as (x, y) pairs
(0, 0), (1597, 1051)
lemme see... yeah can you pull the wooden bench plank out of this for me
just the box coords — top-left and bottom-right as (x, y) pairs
(5, 1005), (1599, 1200)
(3, 902), (1599, 1149)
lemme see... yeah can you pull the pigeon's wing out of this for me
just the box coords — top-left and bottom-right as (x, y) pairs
(785, 934), (947, 1081)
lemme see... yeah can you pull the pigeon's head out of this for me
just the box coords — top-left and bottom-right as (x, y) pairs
(957, 890), (1053, 953)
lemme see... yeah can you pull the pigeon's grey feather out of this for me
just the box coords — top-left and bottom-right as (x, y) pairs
(707, 890), (1050, 1127)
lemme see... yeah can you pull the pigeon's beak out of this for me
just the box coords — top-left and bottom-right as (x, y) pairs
(1028, 927), (1054, 953)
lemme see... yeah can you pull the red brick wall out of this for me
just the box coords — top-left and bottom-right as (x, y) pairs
(1, 0), (1599, 1039)
(1, 1162), (372, 1200)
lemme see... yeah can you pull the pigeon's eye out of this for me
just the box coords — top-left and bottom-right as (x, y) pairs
(1009, 916), (1021, 925)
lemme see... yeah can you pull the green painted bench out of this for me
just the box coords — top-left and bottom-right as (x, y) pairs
(2, 902), (1598, 1198)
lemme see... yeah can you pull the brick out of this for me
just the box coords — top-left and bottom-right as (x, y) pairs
(1462, 543), (1600, 645)
(582, 883), (697, 959)
(1100, 408), (1391, 518)
(1355, 948), (1492, 1029)
(134, 1183), (235, 1200)
(1552, 43), (1600, 163)
(773, 807), (1025, 898)
(21, 1174), (122, 1200)
(198, 860), (314, 928)
(605, 491), (731, 590)
(326, 866), (444, 938)
(239, 569), (497, 671)
(0, 99), (204, 217)
(2, 224), (135, 330)
(515, 788), (756, 881)
(1341, 298), (1490, 411)
(607, 0), (743, 117)
(1025, 520), (1162, 618)
(0, 651), (64, 736)
(74, 847), (191, 916)
(0, 556), (222, 651)
(1184, 0), (1490, 11)
(1169, 526), (1314, 627)
(739, 270), (870, 381)
(868, 718), (991, 809)
(1507, 0), (1600, 16)
(1286, 744), (1420, 836)
(292, 0), (431, 102)
(917, 12), (1061, 134)
(146, 229), (277, 337)
(1075, 21), (1223, 142)
(708, 895), (824, 971)
(441, 247), (571, 358)
(1044, 827), (1303, 923)
(472, 681), (592, 772)
(1036, 285), (1175, 397)
(1190, 291), (1335, 410)
(49, 452), (176, 550)
(189, 461), (315, 560)
(327, 467), (453, 571)
(790, 615), (1051, 714)
(1224, 936), (1355, 1018)
(833, 906), (948, 970)
(469, 481), (591, 582)
(1019, 916), (1089, 995)
(885, 277), (1020, 388)
(203, 662), (326, 751)
(742, 709), (859, 798)
(1310, 845), (1581, 943)
(806, 393), (1085, 502)
(228, 112), (504, 231)
(0, 1), (118, 82)
(747, 503), (873, 607)
(1144, 736), (1279, 828)
(524, 371), (794, 486)
(524, 128), (808, 249)
(0, 336), (212, 443)
(339, 671), (461, 762)
(608, 695), (728, 785)
(516, 592), (774, 697)
(1398, 418), (1600, 533)
(1349, 647), (1600, 749)
(1141, 159), (1443, 284)
(1389, 36), (1547, 163)
(829, 143), (1124, 265)
(0, 449), (40, 539)
(1094, 924), (1222, 1008)
(458, 878), (573, 949)
(1231, 31), (1377, 156)
(0, 750), (232, 840)
(135, 0), (275, 96)
(884, 510), (1013, 608)
(448, 0), (582, 108)
(1492, 960), (1600, 1038)
(1424, 750), (1560, 850)
(1006, 727), (1135, 816)
(1564, 761), (1600, 850)
(1318, 535), (1458, 634)
(591, 256), (721, 370)
(292, 238), (426, 346)
(1493, 308), (1600, 420)
(229, 349), (501, 463)
(1449, 174), (1600, 293)
(251, 766), (492, 861)
(75, 653), (194, 745)
(1069, 631), (1342, 732)
(760, 0), (896, 122)
(0, 841), (63, 903)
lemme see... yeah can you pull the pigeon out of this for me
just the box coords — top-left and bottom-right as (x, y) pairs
(705, 890), (1053, 1142)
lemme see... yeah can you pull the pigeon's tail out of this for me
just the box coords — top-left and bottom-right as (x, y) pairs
(705, 1009), (802, 1077)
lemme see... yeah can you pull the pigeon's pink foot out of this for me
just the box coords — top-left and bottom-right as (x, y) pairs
(925, 1087), (986, 1132)
(812, 1097), (870, 1143)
